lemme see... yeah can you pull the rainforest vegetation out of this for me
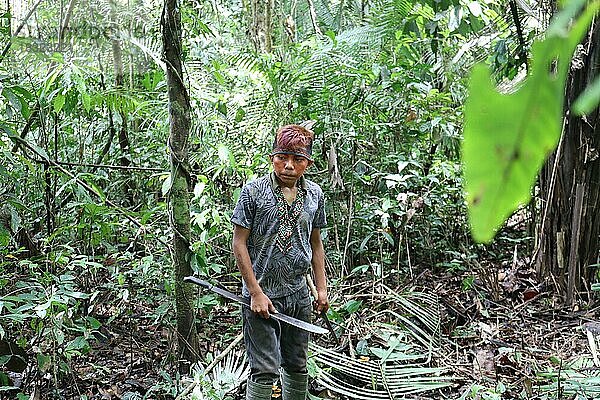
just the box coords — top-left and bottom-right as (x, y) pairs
(1, 0), (599, 398)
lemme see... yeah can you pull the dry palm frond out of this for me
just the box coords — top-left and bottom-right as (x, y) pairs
(310, 343), (454, 399)
(365, 287), (442, 353)
(395, 291), (441, 332)
(309, 288), (454, 399)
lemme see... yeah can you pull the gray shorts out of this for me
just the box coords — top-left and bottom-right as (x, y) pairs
(243, 285), (311, 384)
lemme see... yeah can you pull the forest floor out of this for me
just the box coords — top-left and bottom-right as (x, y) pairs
(6, 256), (600, 400)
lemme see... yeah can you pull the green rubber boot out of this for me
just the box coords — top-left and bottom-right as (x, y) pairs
(246, 379), (273, 400)
(281, 370), (308, 400)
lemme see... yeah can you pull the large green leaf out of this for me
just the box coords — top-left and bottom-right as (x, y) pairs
(573, 75), (600, 115)
(462, 0), (599, 243)
(0, 226), (9, 248)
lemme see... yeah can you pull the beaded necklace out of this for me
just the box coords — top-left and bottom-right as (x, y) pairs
(274, 185), (305, 254)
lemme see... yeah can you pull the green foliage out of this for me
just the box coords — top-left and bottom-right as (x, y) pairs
(0, 246), (174, 390)
(461, 275), (475, 291)
(0, 264), (96, 379)
(0, 0), (550, 395)
(459, 382), (507, 400)
(573, 75), (600, 115)
(182, 0), (485, 285)
(189, 353), (249, 400)
(537, 357), (600, 399)
(463, 0), (600, 243)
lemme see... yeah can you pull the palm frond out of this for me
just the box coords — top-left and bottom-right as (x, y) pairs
(370, 0), (415, 34)
(226, 53), (266, 76)
(309, 288), (453, 399)
(121, 33), (165, 71)
(365, 289), (442, 360)
(334, 25), (386, 55)
(537, 358), (600, 398)
(187, 335), (249, 400)
(205, 351), (250, 393)
(314, 0), (338, 31)
(310, 343), (454, 399)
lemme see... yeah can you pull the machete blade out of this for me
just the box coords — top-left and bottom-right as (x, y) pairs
(184, 276), (328, 335)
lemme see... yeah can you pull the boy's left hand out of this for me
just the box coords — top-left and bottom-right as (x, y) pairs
(314, 289), (329, 313)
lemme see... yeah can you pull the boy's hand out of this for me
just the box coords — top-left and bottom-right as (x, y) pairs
(250, 291), (277, 318)
(314, 289), (329, 313)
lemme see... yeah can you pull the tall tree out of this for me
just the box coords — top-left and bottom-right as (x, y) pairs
(535, 20), (600, 305)
(249, 0), (273, 52)
(161, 0), (199, 370)
(45, 0), (80, 234)
(110, 0), (134, 204)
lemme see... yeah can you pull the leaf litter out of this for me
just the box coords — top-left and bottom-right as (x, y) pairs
(3, 256), (599, 399)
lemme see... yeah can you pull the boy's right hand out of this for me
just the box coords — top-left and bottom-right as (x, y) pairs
(250, 291), (277, 318)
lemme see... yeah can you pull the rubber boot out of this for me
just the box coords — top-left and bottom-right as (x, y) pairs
(246, 379), (273, 400)
(281, 370), (308, 400)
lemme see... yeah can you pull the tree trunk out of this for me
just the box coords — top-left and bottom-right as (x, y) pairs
(0, 0), (44, 62)
(110, 0), (134, 204)
(110, 11), (130, 169)
(535, 20), (600, 305)
(249, 0), (273, 52)
(58, 0), (77, 48)
(161, 0), (199, 372)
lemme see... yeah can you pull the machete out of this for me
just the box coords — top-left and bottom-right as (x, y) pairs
(306, 274), (340, 346)
(183, 276), (328, 335)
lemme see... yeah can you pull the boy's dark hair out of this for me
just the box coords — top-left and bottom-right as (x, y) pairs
(271, 125), (314, 160)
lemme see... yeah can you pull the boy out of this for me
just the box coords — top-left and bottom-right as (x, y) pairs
(231, 124), (329, 400)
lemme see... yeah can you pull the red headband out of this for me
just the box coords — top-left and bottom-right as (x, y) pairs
(270, 147), (313, 161)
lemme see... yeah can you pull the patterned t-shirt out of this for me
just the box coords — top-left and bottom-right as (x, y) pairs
(231, 172), (327, 298)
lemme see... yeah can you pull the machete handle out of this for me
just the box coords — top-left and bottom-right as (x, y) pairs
(306, 274), (341, 345)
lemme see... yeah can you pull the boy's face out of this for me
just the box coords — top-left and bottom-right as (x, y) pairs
(271, 153), (313, 187)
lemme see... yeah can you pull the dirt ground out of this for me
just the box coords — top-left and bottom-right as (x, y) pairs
(5, 258), (599, 400)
